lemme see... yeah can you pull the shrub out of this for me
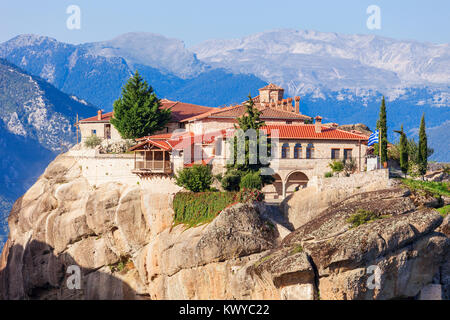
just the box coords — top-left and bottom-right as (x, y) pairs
(324, 172), (333, 178)
(99, 139), (135, 154)
(237, 189), (265, 202)
(175, 165), (213, 192)
(401, 178), (450, 197)
(328, 160), (344, 173)
(84, 135), (102, 148)
(437, 205), (450, 218)
(221, 170), (242, 191)
(344, 159), (357, 174)
(346, 209), (380, 228)
(240, 172), (263, 190)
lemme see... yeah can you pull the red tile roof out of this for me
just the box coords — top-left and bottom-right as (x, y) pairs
(259, 83), (284, 90)
(181, 104), (311, 122)
(79, 111), (113, 122)
(260, 125), (369, 141)
(79, 100), (215, 123)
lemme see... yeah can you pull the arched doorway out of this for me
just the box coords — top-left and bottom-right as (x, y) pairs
(263, 173), (283, 200)
(284, 171), (309, 198)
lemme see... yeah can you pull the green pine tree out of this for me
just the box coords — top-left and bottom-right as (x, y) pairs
(225, 95), (273, 189)
(395, 124), (408, 177)
(375, 96), (388, 163)
(418, 113), (428, 176)
(110, 71), (171, 139)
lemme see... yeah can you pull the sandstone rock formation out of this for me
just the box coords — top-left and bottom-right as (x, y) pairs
(0, 155), (448, 300)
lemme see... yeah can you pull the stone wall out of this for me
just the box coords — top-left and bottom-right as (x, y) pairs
(66, 148), (182, 195)
(282, 169), (390, 228)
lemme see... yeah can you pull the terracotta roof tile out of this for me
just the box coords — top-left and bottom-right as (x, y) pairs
(79, 100), (214, 123)
(181, 104), (311, 122)
(260, 125), (369, 140)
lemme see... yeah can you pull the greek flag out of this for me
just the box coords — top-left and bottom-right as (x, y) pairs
(368, 130), (379, 146)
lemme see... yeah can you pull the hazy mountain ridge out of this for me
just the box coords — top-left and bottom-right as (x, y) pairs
(192, 29), (450, 95)
(0, 59), (98, 248)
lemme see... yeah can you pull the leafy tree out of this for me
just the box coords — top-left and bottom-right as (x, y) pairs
(394, 124), (408, 176)
(110, 71), (171, 139)
(418, 113), (428, 176)
(175, 165), (213, 192)
(225, 95), (274, 188)
(375, 96), (388, 163)
(84, 135), (102, 148)
(328, 160), (344, 173)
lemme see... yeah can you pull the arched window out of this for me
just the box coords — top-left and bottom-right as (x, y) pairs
(281, 143), (290, 159)
(294, 143), (302, 159)
(306, 143), (314, 159)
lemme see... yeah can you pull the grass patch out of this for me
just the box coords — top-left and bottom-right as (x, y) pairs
(437, 205), (450, 218)
(254, 254), (273, 268)
(291, 245), (303, 255)
(346, 209), (381, 228)
(401, 178), (450, 198)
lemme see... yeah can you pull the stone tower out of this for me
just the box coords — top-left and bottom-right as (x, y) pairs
(258, 83), (284, 104)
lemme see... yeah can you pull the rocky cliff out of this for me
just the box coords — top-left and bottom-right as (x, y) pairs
(0, 155), (448, 300)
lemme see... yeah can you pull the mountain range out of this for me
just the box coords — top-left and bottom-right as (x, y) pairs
(0, 29), (449, 248)
(0, 58), (98, 247)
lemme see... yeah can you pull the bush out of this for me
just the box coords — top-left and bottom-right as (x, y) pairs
(237, 189), (265, 202)
(437, 205), (450, 218)
(175, 165), (213, 192)
(221, 170), (242, 191)
(84, 135), (102, 148)
(401, 178), (450, 197)
(328, 160), (344, 173)
(346, 209), (380, 228)
(324, 172), (333, 178)
(344, 159), (357, 174)
(99, 139), (135, 154)
(240, 172), (263, 190)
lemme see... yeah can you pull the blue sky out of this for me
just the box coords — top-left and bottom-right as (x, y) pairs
(1, 0), (449, 46)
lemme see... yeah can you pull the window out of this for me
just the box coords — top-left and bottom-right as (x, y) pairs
(306, 143), (314, 159)
(331, 148), (340, 159)
(104, 124), (111, 139)
(344, 149), (353, 161)
(281, 143), (290, 159)
(294, 143), (302, 159)
(91, 129), (97, 136)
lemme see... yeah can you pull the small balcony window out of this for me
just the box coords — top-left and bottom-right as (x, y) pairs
(306, 143), (314, 159)
(281, 143), (290, 159)
(331, 148), (340, 159)
(294, 143), (302, 159)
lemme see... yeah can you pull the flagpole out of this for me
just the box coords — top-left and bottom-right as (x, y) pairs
(379, 127), (382, 169)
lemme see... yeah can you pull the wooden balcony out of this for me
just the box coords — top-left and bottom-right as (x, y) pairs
(132, 160), (172, 174)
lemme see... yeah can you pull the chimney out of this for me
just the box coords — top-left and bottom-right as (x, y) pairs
(97, 109), (102, 121)
(287, 98), (293, 112)
(294, 96), (301, 113)
(277, 100), (282, 110)
(271, 102), (276, 109)
(315, 116), (322, 133)
(282, 99), (288, 111)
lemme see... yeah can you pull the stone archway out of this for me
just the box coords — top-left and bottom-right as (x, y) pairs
(284, 171), (309, 198)
(262, 173), (283, 200)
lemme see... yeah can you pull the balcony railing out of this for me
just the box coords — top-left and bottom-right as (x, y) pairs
(133, 160), (172, 173)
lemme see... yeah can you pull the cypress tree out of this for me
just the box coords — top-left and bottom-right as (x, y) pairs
(376, 96), (388, 163)
(396, 124), (408, 176)
(418, 113), (428, 176)
(110, 71), (171, 139)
